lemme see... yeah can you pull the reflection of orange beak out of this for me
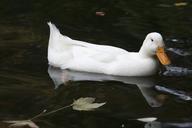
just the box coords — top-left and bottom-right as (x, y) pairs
(156, 47), (171, 65)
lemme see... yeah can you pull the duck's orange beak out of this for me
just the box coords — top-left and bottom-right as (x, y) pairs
(156, 47), (171, 65)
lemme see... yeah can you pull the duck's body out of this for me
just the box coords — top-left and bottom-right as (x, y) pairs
(47, 22), (170, 76)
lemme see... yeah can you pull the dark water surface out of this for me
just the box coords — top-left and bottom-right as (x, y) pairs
(0, 0), (192, 127)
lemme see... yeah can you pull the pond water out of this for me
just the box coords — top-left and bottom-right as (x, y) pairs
(0, 0), (192, 127)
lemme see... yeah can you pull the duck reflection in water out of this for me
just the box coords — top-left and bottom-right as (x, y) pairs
(48, 66), (167, 108)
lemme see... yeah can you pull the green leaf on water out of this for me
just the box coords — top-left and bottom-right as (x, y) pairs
(72, 97), (106, 111)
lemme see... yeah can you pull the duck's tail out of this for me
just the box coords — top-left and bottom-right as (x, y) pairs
(47, 22), (61, 46)
(48, 22), (68, 38)
(47, 22), (74, 68)
(47, 22), (73, 46)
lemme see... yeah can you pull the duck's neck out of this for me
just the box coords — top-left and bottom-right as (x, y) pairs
(139, 42), (153, 58)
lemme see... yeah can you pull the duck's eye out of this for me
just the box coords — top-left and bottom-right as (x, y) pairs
(151, 39), (154, 42)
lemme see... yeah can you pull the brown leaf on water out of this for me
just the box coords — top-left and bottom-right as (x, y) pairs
(96, 11), (105, 16)
(72, 97), (106, 111)
(3, 120), (39, 128)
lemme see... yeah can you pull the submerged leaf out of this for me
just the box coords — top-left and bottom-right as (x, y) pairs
(4, 120), (39, 128)
(72, 97), (106, 111)
(137, 117), (157, 122)
(174, 2), (188, 6)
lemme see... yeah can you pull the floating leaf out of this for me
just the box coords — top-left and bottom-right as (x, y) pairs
(3, 98), (105, 128)
(4, 120), (39, 128)
(72, 97), (106, 111)
(174, 2), (188, 6)
(137, 117), (157, 122)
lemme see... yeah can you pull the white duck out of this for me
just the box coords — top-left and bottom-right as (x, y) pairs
(47, 22), (171, 76)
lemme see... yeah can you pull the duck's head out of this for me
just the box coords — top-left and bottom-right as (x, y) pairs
(139, 32), (171, 65)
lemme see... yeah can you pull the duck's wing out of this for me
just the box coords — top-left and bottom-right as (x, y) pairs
(70, 39), (129, 63)
(48, 22), (129, 63)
